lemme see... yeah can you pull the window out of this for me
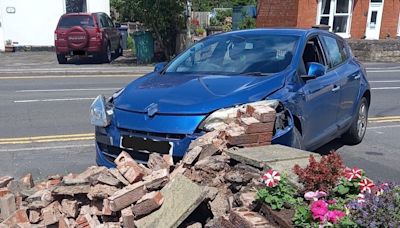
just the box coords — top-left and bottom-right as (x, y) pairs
(317, 0), (353, 38)
(58, 15), (95, 28)
(321, 36), (347, 68)
(300, 37), (326, 75)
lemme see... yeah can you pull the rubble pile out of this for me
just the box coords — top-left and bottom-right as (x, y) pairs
(0, 102), (278, 227)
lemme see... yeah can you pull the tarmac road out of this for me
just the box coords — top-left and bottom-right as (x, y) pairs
(0, 52), (399, 183)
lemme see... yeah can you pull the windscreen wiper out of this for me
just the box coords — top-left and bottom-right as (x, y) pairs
(240, 72), (270, 76)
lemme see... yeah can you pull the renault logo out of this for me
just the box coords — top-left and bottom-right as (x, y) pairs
(146, 103), (158, 117)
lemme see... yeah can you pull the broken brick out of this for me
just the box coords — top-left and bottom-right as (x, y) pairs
(118, 164), (145, 184)
(102, 199), (112, 216)
(138, 164), (153, 176)
(87, 184), (118, 200)
(97, 172), (120, 186)
(0, 188), (10, 198)
(251, 107), (276, 123)
(41, 201), (62, 226)
(108, 181), (147, 212)
(61, 199), (79, 218)
(20, 174), (34, 189)
(229, 207), (273, 228)
(52, 185), (90, 196)
(239, 117), (274, 134)
(59, 216), (73, 228)
(239, 192), (257, 209)
(198, 143), (221, 161)
(163, 154), (174, 167)
(1, 209), (29, 227)
(205, 216), (237, 228)
(0, 193), (16, 220)
(131, 191), (163, 219)
(170, 164), (187, 180)
(209, 192), (229, 217)
(114, 151), (136, 167)
(182, 146), (202, 165)
(109, 168), (130, 186)
(147, 153), (170, 171)
(121, 207), (135, 228)
(28, 209), (41, 224)
(142, 169), (169, 191)
(0, 176), (13, 188)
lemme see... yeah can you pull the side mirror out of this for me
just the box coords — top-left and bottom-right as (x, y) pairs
(115, 22), (121, 28)
(154, 62), (167, 73)
(301, 62), (326, 80)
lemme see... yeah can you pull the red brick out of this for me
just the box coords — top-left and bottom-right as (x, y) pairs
(183, 146), (202, 165)
(239, 117), (274, 134)
(114, 151), (136, 167)
(87, 184), (118, 200)
(258, 132), (273, 143)
(227, 133), (259, 146)
(41, 201), (62, 226)
(108, 181), (147, 212)
(115, 152), (145, 184)
(28, 209), (41, 224)
(121, 207), (135, 228)
(0, 188), (10, 197)
(131, 191), (163, 219)
(101, 199), (112, 216)
(0, 193), (16, 220)
(229, 207), (272, 228)
(1, 209), (29, 227)
(20, 173), (34, 189)
(142, 169), (169, 191)
(61, 199), (79, 218)
(148, 153), (170, 171)
(59, 216), (73, 228)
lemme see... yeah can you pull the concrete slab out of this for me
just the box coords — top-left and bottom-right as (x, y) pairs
(225, 145), (321, 187)
(225, 145), (319, 169)
(135, 174), (207, 228)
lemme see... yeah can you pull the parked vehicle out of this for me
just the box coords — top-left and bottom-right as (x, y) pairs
(90, 28), (370, 167)
(54, 12), (122, 64)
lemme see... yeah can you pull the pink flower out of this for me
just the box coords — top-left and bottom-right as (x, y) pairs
(262, 169), (281, 187)
(326, 210), (346, 224)
(311, 200), (329, 221)
(304, 191), (327, 201)
(359, 178), (375, 193)
(344, 167), (362, 181)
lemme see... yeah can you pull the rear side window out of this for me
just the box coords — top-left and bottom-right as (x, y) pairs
(321, 36), (348, 68)
(58, 16), (95, 28)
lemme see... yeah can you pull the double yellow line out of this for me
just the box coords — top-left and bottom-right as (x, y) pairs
(0, 133), (94, 145)
(369, 116), (400, 123)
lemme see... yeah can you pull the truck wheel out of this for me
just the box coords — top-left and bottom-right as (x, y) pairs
(57, 54), (67, 64)
(103, 43), (112, 63)
(342, 97), (369, 145)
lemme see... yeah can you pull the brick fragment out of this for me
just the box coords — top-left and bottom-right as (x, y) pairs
(115, 152), (145, 184)
(109, 168), (130, 186)
(102, 199), (113, 216)
(227, 133), (259, 146)
(20, 174), (34, 189)
(188, 130), (222, 150)
(252, 106), (276, 123)
(142, 168), (169, 191)
(198, 143), (221, 161)
(78, 166), (108, 181)
(114, 151), (136, 167)
(182, 146), (202, 165)
(239, 192), (257, 209)
(28, 209), (41, 224)
(97, 172), (120, 186)
(229, 207), (273, 228)
(239, 117), (274, 134)
(62, 173), (89, 185)
(138, 164), (153, 176)
(52, 185), (90, 196)
(0, 209), (29, 227)
(131, 191), (163, 219)
(0, 188), (10, 197)
(205, 216), (237, 228)
(121, 207), (135, 228)
(61, 199), (79, 218)
(41, 201), (62, 226)
(170, 164), (187, 180)
(0, 176), (13, 188)
(163, 154), (174, 167)
(59, 215), (73, 228)
(0, 193), (16, 220)
(14, 222), (31, 228)
(147, 153), (170, 171)
(87, 184), (118, 200)
(108, 181), (147, 212)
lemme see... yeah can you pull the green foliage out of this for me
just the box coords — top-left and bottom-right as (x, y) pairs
(292, 204), (315, 227)
(111, 0), (185, 59)
(238, 16), (256, 30)
(127, 35), (135, 54)
(210, 9), (232, 26)
(191, 0), (256, 11)
(256, 175), (297, 210)
(194, 27), (206, 36)
(333, 178), (360, 199)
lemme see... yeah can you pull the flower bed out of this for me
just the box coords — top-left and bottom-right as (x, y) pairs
(256, 152), (400, 227)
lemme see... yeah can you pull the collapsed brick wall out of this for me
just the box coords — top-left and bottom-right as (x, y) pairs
(0, 102), (278, 228)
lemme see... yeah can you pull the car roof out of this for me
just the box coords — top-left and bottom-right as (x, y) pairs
(218, 28), (336, 38)
(62, 12), (94, 17)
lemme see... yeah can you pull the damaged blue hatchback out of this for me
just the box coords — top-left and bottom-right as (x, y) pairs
(91, 28), (370, 167)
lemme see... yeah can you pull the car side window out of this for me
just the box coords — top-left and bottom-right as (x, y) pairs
(106, 16), (114, 28)
(321, 36), (347, 68)
(300, 36), (326, 75)
(99, 15), (107, 28)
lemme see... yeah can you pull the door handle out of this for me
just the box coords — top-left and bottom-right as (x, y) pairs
(332, 85), (341, 92)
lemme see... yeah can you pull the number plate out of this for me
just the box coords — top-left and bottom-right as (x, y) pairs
(120, 136), (173, 155)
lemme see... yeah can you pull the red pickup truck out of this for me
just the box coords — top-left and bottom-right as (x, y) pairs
(54, 12), (122, 64)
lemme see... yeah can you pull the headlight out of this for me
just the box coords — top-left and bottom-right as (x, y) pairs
(90, 95), (113, 127)
(198, 100), (279, 131)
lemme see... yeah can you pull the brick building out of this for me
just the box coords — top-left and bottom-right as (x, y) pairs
(256, 0), (400, 40)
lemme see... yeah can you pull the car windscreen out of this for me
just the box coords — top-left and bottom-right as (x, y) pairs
(58, 15), (95, 28)
(165, 34), (299, 75)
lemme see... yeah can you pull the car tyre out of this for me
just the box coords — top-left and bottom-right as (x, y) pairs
(291, 127), (304, 149)
(57, 54), (67, 64)
(115, 43), (123, 57)
(102, 43), (112, 63)
(342, 97), (369, 145)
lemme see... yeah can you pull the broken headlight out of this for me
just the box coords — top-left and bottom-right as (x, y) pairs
(90, 95), (113, 127)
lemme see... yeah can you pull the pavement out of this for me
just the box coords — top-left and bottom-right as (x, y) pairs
(0, 52), (399, 183)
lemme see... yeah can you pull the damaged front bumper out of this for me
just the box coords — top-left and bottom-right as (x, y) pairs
(94, 103), (295, 168)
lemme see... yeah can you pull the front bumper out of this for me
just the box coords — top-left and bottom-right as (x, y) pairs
(95, 105), (295, 167)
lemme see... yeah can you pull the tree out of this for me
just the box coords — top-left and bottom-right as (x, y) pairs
(111, 0), (185, 59)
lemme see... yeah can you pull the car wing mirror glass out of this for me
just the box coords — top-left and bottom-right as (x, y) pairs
(154, 62), (167, 72)
(301, 62), (326, 80)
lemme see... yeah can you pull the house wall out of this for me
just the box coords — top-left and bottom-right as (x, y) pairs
(256, 0), (299, 27)
(380, 0), (400, 39)
(0, 0), (109, 51)
(350, 0), (369, 39)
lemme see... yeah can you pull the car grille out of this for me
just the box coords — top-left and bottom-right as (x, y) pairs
(118, 128), (187, 140)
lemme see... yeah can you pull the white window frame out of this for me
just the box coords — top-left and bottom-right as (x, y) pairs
(316, 0), (353, 38)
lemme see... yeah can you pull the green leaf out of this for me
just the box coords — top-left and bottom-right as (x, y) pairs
(337, 185), (350, 195)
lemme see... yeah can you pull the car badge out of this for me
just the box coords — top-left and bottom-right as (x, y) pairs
(146, 103), (158, 117)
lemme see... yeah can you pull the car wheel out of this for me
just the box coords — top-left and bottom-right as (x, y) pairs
(115, 44), (123, 57)
(103, 43), (112, 63)
(342, 97), (369, 145)
(57, 54), (67, 64)
(291, 127), (304, 150)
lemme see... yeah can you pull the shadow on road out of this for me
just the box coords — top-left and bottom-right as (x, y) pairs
(315, 139), (345, 155)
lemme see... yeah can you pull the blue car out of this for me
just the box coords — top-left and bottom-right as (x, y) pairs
(90, 28), (370, 167)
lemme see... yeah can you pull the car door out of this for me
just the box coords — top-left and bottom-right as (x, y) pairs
(321, 35), (361, 129)
(106, 15), (119, 49)
(297, 35), (341, 149)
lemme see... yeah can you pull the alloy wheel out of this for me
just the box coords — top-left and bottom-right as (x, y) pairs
(357, 102), (367, 138)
